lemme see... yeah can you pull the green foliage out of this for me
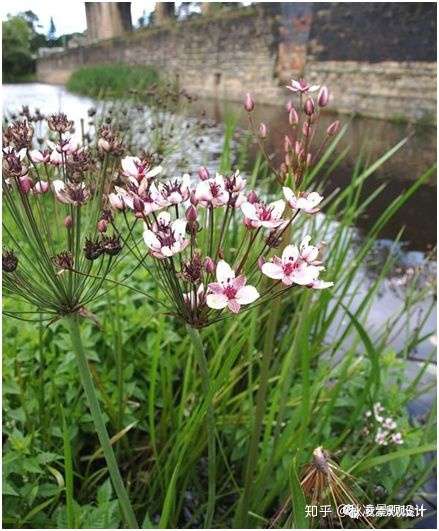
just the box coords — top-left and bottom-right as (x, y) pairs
(2, 120), (436, 528)
(2, 16), (35, 82)
(66, 64), (160, 98)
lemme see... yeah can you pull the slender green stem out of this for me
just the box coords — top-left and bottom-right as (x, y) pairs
(66, 315), (139, 529)
(186, 325), (216, 528)
(235, 303), (279, 527)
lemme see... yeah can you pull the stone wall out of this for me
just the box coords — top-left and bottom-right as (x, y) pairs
(36, 3), (437, 122)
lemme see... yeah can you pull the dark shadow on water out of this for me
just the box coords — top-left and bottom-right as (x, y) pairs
(186, 98), (437, 252)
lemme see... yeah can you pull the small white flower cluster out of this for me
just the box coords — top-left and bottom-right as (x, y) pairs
(364, 402), (403, 446)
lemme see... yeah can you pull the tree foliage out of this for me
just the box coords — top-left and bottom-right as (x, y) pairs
(2, 15), (34, 82)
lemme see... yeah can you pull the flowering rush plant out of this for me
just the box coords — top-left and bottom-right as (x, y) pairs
(2, 113), (128, 320)
(109, 166), (333, 329)
(111, 79), (336, 330)
(2, 112), (139, 527)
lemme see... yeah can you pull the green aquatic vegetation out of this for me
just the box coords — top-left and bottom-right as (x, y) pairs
(2, 84), (436, 529)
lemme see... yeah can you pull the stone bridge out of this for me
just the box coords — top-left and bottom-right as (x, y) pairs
(37, 2), (437, 122)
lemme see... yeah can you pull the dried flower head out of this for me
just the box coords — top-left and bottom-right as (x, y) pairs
(48, 112), (74, 133)
(2, 250), (18, 273)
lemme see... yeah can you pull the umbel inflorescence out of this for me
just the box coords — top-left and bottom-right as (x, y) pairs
(2, 112), (126, 319)
(110, 168), (332, 328)
(106, 78), (336, 328)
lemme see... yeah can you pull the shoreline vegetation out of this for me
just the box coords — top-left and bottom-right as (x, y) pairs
(66, 64), (159, 98)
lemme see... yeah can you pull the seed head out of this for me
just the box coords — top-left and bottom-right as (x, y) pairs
(2, 250), (18, 273)
(48, 113), (74, 133)
(101, 235), (122, 256)
(53, 251), (74, 270)
(84, 238), (103, 261)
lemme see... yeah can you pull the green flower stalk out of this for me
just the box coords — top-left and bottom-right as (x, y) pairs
(2, 114), (139, 528)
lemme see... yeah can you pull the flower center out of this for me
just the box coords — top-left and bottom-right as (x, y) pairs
(224, 285), (237, 299)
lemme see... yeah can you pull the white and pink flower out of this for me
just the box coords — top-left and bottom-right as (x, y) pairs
(29, 149), (51, 164)
(143, 212), (189, 259)
(195, 174), (229, 208)
(51, 180), (90, 205)
(262, 236), (332, 289)
(206, 260), (259, 313)
(121, 156), (162, 183)
(241, 199), (286, 229)
(114, 181), (165, 216)
(160, 173), (191, 205)
(283, 187), (323, 214)
(286, 78), (320, 94)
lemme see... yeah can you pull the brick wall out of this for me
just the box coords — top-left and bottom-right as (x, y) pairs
(36, 3), (437, 122)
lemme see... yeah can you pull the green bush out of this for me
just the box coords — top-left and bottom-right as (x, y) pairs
(66, 64), (159, 98)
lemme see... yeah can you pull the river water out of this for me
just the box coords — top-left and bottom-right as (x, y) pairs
(3, 83), (436, 363)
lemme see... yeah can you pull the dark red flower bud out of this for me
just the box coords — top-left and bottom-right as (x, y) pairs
(186, 205), (198, 222)
(133, 196), (144, 213)
(247, 190), (258, 204)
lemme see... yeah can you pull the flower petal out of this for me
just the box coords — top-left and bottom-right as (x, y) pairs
(240, 202), (257, 220)
(227, 299), (241, 313)
(236, 285), (259, 305)
(282, 244), (299, 263)
(206, 293), (229, 310)
(269, 199), (286, 219)
(143, 229), (160, 250)
(261, 262), (284, 279)
(216, 260), (235, 283)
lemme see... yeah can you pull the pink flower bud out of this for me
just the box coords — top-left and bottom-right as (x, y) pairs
(286, 100), (293, 112)
(33, 180), (49, 194)
(258, 122), (267, 138)
(258, 256), (266, 270)
(64, 215), (73, 228)
(98, 138), (111, 152)
(306, 153), (312, 166)
(198, 166), (209, 181)
(284, 135), (292, 152)
(133, 196), (144, 213)
(204, 256), (215, 273)
(317, 86), (329, 107)
(18, 176), (33, 193)
(109, 193), (124, 210)
(304, 98), (315, 116)
(295, 141), (302, 155)
(327, 120), (340, 136)
(303, 122), (311, 137)
(244, 93), (255, 112)
(186, 205), (197, 222)
(97, 219), (108, 233)
(190, 191), (198, 206)
(289, 108), (299, 125)
(247, 190), (258, 204)
(285, 153), (292, 167)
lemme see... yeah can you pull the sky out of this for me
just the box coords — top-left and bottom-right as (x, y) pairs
(1, 1), (157, 35)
